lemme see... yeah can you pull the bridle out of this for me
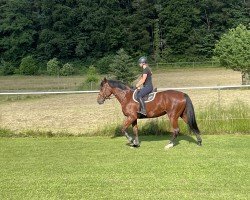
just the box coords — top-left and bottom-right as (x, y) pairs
(98, 83), (127, 103)
(98, 84), (112, 102)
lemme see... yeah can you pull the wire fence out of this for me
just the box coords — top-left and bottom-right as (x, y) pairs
(0, 85), (249, 95)
(151, 61), (220, 68)
(0, 84), (249, 134)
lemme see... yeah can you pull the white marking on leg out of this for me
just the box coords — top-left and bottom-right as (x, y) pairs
(164, 143), (174, 150)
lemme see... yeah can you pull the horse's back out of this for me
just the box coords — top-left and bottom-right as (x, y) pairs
(159, 90), (186, 99)
(157, 90), (187, 109)
(144, 90), (186, 117)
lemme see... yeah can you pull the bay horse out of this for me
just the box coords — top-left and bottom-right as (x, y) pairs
(97, 78), (202, 149)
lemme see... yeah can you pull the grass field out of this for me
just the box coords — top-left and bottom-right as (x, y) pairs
(0, 67), (249, 135)
(0, 67), (243, 91)
(0, 68), (249, 199)
(0, 135), (249, 199)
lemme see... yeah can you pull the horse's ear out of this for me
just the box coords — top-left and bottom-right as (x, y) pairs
(103, 77), (107, 82)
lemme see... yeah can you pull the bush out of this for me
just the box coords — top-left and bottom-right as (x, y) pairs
(60, 63), (75, 76)
(47, 58), (60, 75)
(85, 65), (99, 84)
(19, 56), (38, 75)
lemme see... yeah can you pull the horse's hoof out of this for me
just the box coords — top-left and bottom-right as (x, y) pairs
(132, 142), (140, 148)
(164, 143), (174, 150)
(130, 144), (140, 149)
(131, 141), (140, 148)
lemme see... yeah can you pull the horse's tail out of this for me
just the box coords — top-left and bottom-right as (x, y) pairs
(184, 94), (200, 134)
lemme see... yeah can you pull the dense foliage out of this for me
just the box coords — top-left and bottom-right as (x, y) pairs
(214, 24), (250, 84)
(109, 49), (136, 84)
(0, 0), (249, 74)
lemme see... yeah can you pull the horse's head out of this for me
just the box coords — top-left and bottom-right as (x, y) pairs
(97, 78), (113, 104)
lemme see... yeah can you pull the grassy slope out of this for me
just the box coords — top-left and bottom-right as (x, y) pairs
(0, 135), (249, 200)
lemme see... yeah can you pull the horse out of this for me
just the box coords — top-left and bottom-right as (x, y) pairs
(97, 78), (202, 149)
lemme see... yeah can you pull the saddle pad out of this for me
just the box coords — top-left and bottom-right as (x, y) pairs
(133, 89), (157, 103)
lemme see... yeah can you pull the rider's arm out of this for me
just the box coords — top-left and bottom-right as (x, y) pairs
(136, 74), (147, 88)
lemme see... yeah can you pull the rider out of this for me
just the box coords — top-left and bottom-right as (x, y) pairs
(136, 56), (153, 116)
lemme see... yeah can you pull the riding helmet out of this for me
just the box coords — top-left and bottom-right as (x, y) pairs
(138, 56), (147, 64)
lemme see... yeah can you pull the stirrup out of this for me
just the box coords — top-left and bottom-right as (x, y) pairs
(137, 110), (147, 116)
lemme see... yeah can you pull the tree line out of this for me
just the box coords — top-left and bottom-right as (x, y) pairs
(0, 0), (249, 75)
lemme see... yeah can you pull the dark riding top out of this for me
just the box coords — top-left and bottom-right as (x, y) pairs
(142, 67), (153, 87)
(137, 66), (153, 98)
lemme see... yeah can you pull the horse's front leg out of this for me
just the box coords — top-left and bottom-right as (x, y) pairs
(132, 120), (140, 147)
(121, 117), (134, 144)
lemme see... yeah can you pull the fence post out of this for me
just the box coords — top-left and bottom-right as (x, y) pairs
(217, 84), (221, 114)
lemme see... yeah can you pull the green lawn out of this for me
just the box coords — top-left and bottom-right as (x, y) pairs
(0, 135), (249, 200)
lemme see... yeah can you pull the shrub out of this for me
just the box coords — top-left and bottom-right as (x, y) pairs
(47, 58), (60, 76)
(85, 65), (99, 84)
(60, 63), (75, 76)
(19, 56), (38, 75)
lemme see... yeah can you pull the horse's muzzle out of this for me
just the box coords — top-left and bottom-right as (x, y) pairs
(97, 97), (105, 104)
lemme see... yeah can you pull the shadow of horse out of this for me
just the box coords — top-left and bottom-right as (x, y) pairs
(139, 134), (198, 147)
(111, 128), (198, 147)
(110, 119), (198, 147)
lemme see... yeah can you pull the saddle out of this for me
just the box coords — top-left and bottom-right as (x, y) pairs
(133, 88), (157, 103)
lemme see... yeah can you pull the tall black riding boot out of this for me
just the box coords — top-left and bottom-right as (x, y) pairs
(138, 97), (147, 116)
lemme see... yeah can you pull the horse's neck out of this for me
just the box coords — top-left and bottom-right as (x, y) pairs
(112, 88), (132, 104)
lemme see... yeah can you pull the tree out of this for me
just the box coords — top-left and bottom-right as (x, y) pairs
(153, 19), (161, 62)
(0, 0), (38, 64)
(95, 55), (115, 74)
(214, 24), (250, 84)
(158, 0), (249, 61)
(109, 49), (136, 84)
(0, 60), (15, 75)
(19, 55), (38, 75)
(0, 0), (249, 68)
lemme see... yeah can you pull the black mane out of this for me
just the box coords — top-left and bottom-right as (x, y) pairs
(107, 80), (130, 90)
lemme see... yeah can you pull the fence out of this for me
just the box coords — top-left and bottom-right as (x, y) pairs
(151, 61), (220, 68)
(0, 85), (249, 112)
(0, 85), (249, 135)
(0, 84), (249, 95)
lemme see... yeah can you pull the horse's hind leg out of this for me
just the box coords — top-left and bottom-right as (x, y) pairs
(165, 116), (179, 150)
(181, 112), (202, 146)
